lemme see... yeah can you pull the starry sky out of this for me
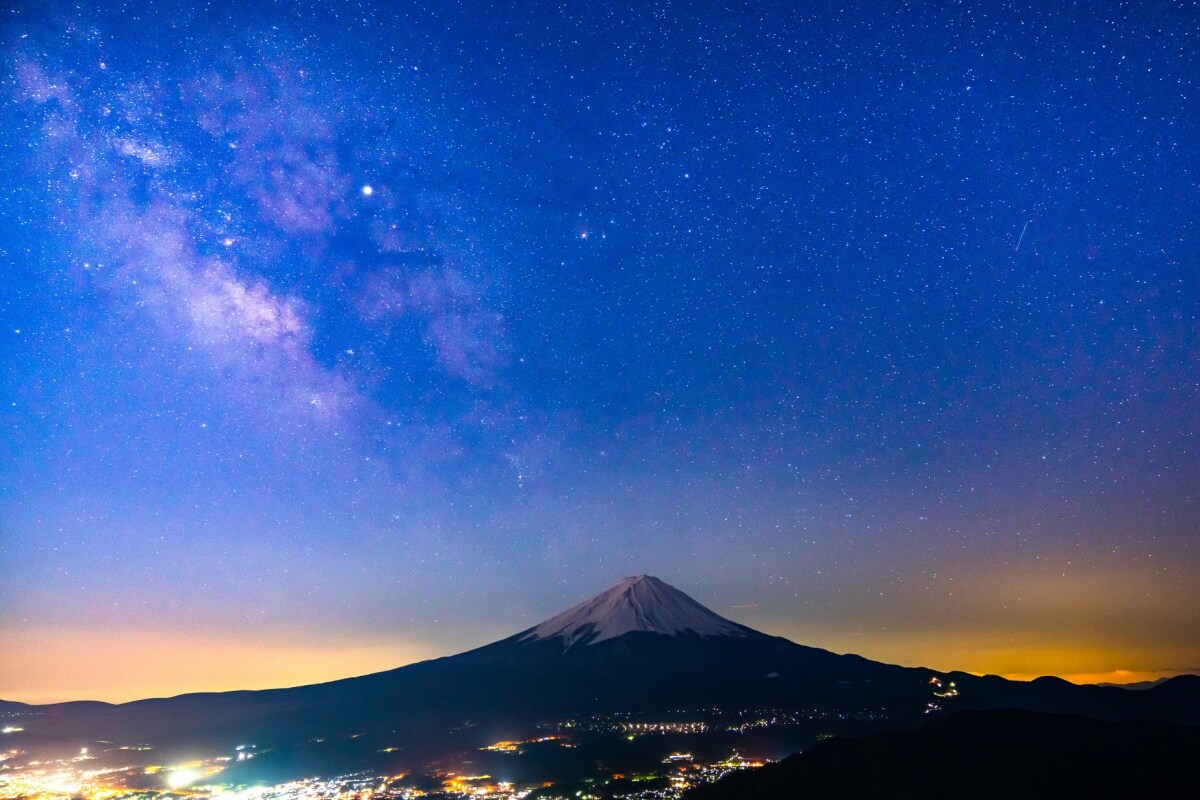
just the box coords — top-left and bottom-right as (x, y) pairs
(2, 0), (1198, 703)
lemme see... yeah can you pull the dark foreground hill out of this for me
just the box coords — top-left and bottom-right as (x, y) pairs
(685, 709), (1200, 800)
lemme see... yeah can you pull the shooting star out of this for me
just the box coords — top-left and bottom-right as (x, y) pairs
(1014, 220), (1030, 253)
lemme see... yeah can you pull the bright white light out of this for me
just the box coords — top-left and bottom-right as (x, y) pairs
(361, 184), (374, 196)
(166, 768), (201, 789)
(45, 773), (82, 794)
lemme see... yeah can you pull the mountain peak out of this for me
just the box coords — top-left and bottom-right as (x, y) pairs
(521, 575), (748, 649)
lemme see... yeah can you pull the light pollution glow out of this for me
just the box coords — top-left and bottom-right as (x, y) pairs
(1, 629), (1188, 705)
(3, 556), (1196, 703)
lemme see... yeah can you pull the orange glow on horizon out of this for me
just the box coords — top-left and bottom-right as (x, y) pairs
(775, 630), (1197, 689)
(2, 618), (1190, 705)
(0, 627), (441, 704)
(1002, 669), (1187, 686)
(731, 560), (1200, 694)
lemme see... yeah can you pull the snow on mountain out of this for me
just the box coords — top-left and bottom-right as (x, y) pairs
(521, 575), (749, 648)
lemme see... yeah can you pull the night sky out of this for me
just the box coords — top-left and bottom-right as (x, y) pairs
(2, 0), (1198, 703)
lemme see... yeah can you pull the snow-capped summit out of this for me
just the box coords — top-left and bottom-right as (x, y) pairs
(521, 575), (749, 648)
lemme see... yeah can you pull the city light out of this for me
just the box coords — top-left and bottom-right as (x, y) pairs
(166, 768), (203, 789)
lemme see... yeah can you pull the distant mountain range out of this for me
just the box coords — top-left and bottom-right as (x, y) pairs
(4, 576), (1197, 780)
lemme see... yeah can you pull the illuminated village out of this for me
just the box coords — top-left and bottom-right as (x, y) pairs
(0, 711), (796, 800)
(0, 740), (763, 800)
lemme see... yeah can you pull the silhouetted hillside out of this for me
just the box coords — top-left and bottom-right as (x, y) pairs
(686, 709), (1200, 800)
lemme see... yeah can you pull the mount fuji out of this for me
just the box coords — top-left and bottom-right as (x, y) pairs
(4, 576), (1197, 779)
(520, 575), (750, 647)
